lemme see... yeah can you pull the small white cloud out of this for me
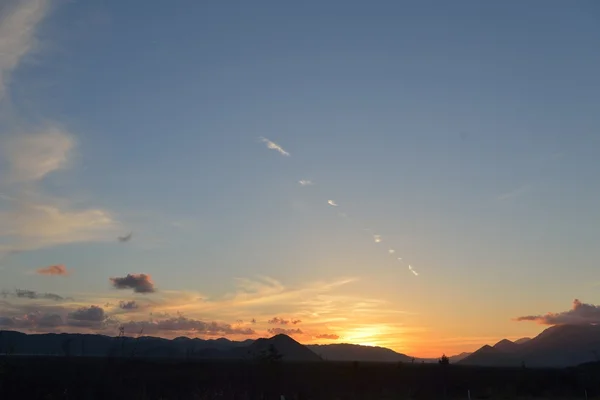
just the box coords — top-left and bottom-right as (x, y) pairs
(298, 180), (313, 186)
(397, 257), (402, 261)
(327, 200), (338, 207)
(259, 137), (290, 156)
(408, 265), (419, 276)
(388, 249), (395, 254)
(373, 235), (382, 243)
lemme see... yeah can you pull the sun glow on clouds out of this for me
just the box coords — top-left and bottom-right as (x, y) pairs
(2, 276), (418, 351)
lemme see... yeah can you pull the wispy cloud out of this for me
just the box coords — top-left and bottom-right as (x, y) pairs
(1, 128), (75, 183)
(515, 299), (600, 325)
(259, 137), (290, 156)
(267, 317), (302, 325)
(298, 179), (313, 186)
(373, 235), (382, 243)
(36, 264), (69, 276)
(0, 4), (120, 258)
(408, 265), (419, 276)
(0, 201), (120, 253)
(0, 0), (50, 102)
(327, 200), (338, 207)
(268, 327), (302, 336)
(315, 333), (339, 339)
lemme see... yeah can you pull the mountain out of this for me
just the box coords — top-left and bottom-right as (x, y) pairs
(448, 352), (472, 363)
(493, 339), (518, 352)
(308, 343), (412, 363)
(0, 330), (253, 358)
(0, 331), (319, 361)
(459, 324), (600, 368)
(247, 334), (322, 362)
(514, 337), (531, 345)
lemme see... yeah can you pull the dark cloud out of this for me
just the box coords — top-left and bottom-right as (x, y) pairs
(36, 264), (69, 276)
(68, 305), (105, 322)
(119, 301), (138, 310)
(1, 289), (69, 301)
(37, 314), (64, 328)
(110, 274), (155, 293)
(118, 232), (133, 243)
(66, 306), (110, 328)
(267, 328), (303, 336)
(121, 316), (255, 336)
(0, 312), (64, 329)
(515, 299), (600, 325)
(315, 333), (339, 339)
(291, 319), (301, 325)
(250, 318), (256, 324)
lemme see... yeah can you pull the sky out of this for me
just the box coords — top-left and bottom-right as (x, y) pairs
(0, 0), (599, 358)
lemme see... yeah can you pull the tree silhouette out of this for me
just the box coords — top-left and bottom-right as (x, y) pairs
(438, 354), (450, 365)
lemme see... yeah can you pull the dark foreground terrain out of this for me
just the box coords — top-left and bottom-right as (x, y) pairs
(1, 356), (599, 399)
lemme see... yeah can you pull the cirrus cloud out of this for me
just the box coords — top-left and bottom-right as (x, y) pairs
(2, 128), (74, 183)
(0, 0), (50, 102)
(259, 137), (290, 156)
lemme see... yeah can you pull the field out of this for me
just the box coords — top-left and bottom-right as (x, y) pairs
(1, 356), (599, 399)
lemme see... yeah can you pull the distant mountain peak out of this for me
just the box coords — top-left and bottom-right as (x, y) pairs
(493, 339), (518, 352)
(514, 337), (531, 345)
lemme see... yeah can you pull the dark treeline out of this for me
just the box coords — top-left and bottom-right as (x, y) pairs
(1, 356), (599, 399)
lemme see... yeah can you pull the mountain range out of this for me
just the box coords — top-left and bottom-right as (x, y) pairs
(458, 324), (600, 368)
(2, 324), (598, 367)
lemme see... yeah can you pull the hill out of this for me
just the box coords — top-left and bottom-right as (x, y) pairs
(459, 324), (600, 367)
(308, 343), (412, 362)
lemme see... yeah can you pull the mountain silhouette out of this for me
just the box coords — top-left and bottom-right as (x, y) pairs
(246, 334), (322, 362)
(493, 339), (519, 352)
(308, 343), (412, 362)
(514, 337), (531, 345)
(459, 324), (600, 367)
(0, 331), (320, 362)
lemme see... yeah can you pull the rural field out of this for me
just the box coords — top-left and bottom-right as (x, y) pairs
(1, 356), (599, 399)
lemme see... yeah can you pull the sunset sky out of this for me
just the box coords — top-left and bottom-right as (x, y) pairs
(1, 0), (599, 358)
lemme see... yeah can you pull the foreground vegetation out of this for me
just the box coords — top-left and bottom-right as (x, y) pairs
(1, 356), (599, 399)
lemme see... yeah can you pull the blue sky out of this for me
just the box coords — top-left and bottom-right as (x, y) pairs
(0, 0), (599, 356)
